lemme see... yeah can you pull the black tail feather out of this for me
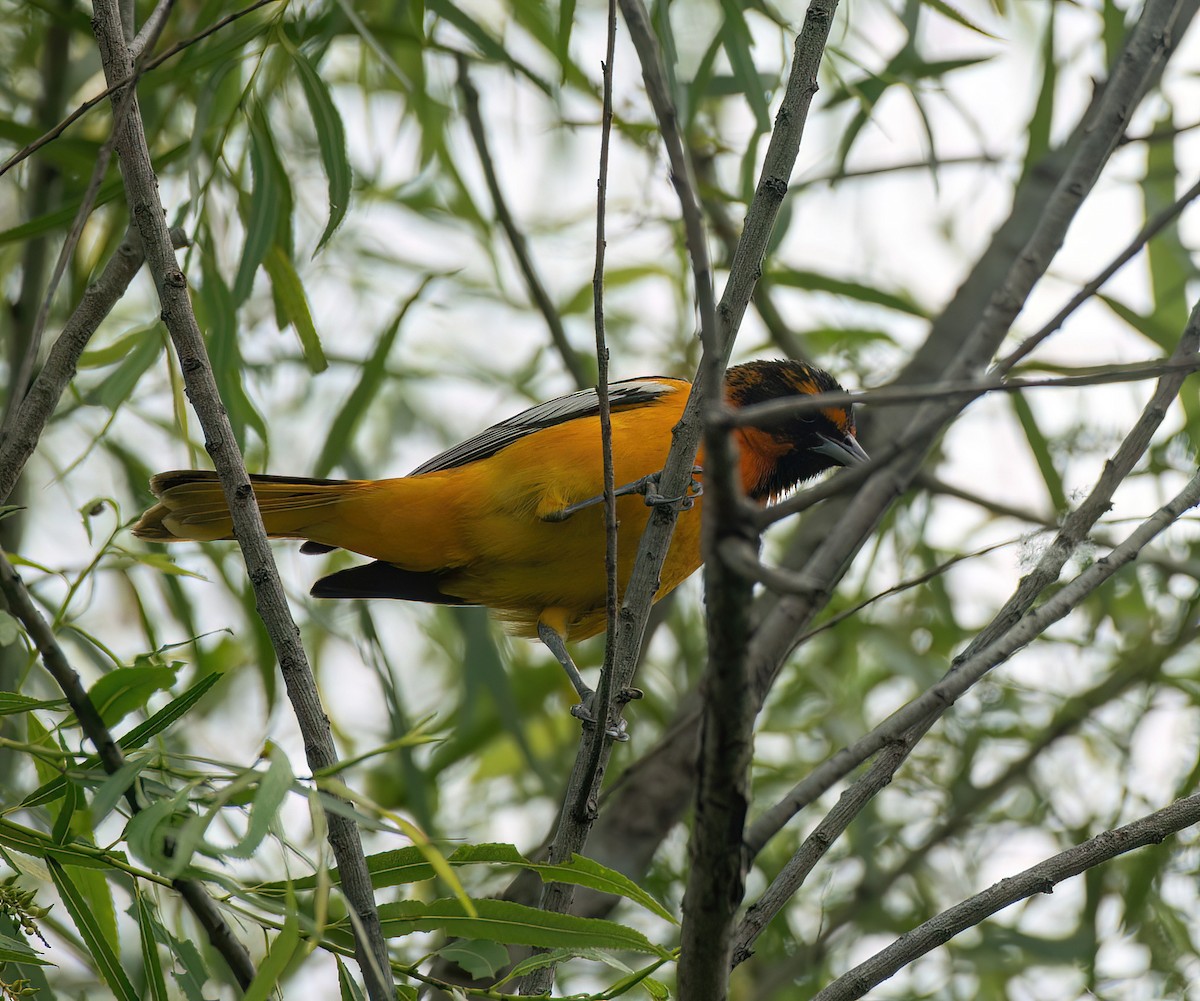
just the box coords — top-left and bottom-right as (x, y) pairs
(311, 561), (466, 605)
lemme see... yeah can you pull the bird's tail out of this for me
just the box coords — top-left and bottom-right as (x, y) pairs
(132, 470), (365, 545)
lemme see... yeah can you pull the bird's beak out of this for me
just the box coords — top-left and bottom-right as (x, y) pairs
(815, 431), (869, 468)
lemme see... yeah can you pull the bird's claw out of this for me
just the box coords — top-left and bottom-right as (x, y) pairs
(571, 695), (630, 741)
(642, 465), (704, 511)
(542, 466), (704, 522)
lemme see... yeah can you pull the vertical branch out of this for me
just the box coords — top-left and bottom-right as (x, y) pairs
(679, 1), (840, 996)
(87, 4), (392, 999)
(520, 5), (621, 994)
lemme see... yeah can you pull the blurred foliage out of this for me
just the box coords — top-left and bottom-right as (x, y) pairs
(0, 0), (1198, 998)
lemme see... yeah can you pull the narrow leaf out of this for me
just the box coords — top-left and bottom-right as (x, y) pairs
(287, 45), (352, 251)
(264, 243), (328, 373)
(48, 859), (137, 1001)
(376, 897), (669, 956)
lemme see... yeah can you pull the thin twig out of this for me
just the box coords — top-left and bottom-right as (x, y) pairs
(0, 0), (282, 180)
(456, 56), (591, 390)
(811, 791), (1200, 1001)
(88, 5), (391, 998)
(130, 0), (176, 60)
(520, 4), (621, 992)
(722, 355), (1200, 430)
(995, 173), (1200, 372)
(522, 0), (730, 992)
(0, 551), (257, 986)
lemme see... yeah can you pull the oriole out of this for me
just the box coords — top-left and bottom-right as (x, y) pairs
(134, 359), (866, 712)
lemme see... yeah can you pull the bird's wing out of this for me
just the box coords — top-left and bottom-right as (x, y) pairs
(409, 377), (684, 475)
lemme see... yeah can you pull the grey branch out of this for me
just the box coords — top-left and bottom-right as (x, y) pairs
(0, 551), (257, 987)
(811, 791), (1200, 1001)
(88, 4), (391, 998)
(0, 225), (184, 505)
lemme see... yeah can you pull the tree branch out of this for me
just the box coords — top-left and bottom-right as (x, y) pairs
(744, 0), (1186, 705)
(456, 57), (591, 391)
(0, 226), (187, 505)
(88, 4), (391, 998)
(811, 791), (1200, 1001)
(518, 3), (621, 991)
(0, 551), (257, 987)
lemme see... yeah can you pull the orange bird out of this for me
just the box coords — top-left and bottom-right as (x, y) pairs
(134, 360), (866, 715)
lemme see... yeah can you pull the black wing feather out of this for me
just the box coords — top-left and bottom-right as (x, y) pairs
(408, 378), (679, 475)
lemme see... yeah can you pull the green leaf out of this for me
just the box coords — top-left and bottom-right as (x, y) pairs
(0, 691), (67, 714)
(337, 956), (367, 1001)
(224, 745), (294, 859)
(1098, 295), (1178, 351)
(133, 888), (170, 1001)
(118, 549), (209, 579)
(719, 0), (771, 133)
(89, 754), (155, 826)
(286, 43), (352, 251)
(527, 853), (677, 925)
(918, 0), (1000, 38)
(0, 817), (129, 870)
(1142, 106), (1193, 335)
(243, 908), (301, 1001)
(86, 665), (179, 727)
(314, 281), (432, 477)
(1022, 0), (1056, 179)
(198, 248), (270, 451)
(437, 939), (510, 979)
(1009, 394), (1067, 512)
(0, 928), (51, 966)
(234, 109), (285, 304)
(376, 898), (670, 956)
(766, 268), (929, 318)
(264, 243), (328, 373)
(47, 859), (137, 1001)
(85, 329), (164, 411)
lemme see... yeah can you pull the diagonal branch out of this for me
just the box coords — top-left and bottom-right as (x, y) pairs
(456, 57), (591, 391)
(0, 225), (187, 505)
(745, 0), (1187, 704)
(88, 4), (391, 998)
(0, 551), (256, 987)
(811, 790), (1200, 1001)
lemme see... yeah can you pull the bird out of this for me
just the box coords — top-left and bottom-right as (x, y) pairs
(133, 359), (866, 724)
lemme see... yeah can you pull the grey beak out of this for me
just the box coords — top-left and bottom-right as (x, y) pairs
(815, 431), (870, 468)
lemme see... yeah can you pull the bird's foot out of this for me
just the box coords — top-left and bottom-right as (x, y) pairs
(571, 692), (632, 742)
(541, 466), (704, 522)
(641, 465), (704, 511)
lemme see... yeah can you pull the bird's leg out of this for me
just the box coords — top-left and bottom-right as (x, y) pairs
(536, 620), (629, 742)
(541, 465), (704, 522)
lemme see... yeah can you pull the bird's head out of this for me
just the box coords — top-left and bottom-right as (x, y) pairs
(724, 359), (868, 502)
